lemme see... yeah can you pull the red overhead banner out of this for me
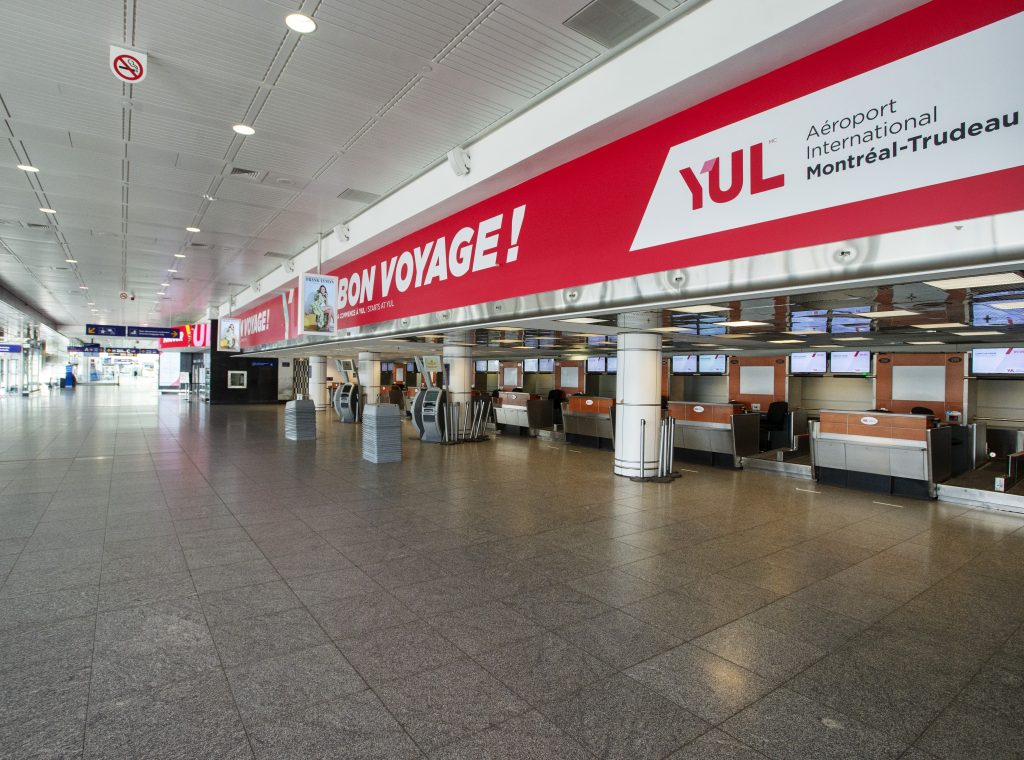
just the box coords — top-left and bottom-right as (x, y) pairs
(321, 0), (1023, 331)
(231, 290), (297, 349)
(159, 323), (210, 350)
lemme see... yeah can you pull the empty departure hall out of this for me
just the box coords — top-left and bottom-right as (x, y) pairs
(2, 0), (1023, 758)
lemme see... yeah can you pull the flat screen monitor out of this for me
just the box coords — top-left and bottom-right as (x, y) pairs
(587, 356), (606, 373)
(538, 358), (554, 373)
(698, 354), (727, 374)
(606, 356), (617, 373)
(475, 360), (488, 373)
(972, 347), (1024, 375)
(586, 335), (606, 346)
(829, 351), (871, 374)
(380, 361), (392, 371)
(830, 306), (871, 333)
(671, 354), (697, 374)
(502, 367), (519, 386)
(790, 352), (826, 374)
(406, 361), (416, 373)
(972, 293), (1024, 326)
(790, 309), (828, 334)
(487, 359), (499, 373)
(523, 358), (539, 373)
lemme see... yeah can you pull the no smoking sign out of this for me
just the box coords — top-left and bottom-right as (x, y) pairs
(109, 45), (147, 83)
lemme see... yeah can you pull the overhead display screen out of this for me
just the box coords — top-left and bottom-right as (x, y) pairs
(475, 360), (488, 372)
(538, 358), (554, 373)
(698, 354), (727, 374)
(830, 306), (871, 333)
(790, 309), (829, 333)
(606, 356), (618, 373)
(790, 352), (827, 373)
(830, 351), (871, 374)
(587, 356), (606, 373)
(671, 354), (697, 373)
(972, 347), (1024, 375)
(523, 358), (539, 373)
(487, 359), (499, 373)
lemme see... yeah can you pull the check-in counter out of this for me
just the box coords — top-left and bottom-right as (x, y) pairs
(668, 402), (761, 468)
(812, 410), (953, 498)
(494, 391), (535, 433)
(562, 396), (615, 448)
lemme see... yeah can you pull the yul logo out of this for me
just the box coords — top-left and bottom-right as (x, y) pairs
(678, 142), (784, 210)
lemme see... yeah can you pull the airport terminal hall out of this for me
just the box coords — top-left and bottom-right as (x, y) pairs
(4, 0), (1024, 758)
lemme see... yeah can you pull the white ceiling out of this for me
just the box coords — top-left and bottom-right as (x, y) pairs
(0, 0), (691, 330)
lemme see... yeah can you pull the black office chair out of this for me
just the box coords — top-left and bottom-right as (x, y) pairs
(760, 401), (789, 450)
(911, 406), (935, 416)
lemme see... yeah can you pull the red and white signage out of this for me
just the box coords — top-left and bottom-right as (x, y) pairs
(109, 46), (147, 83)
(159, 323), (209, 350)
(318, 0), (1022, 331)
(230, 291), (296, 349)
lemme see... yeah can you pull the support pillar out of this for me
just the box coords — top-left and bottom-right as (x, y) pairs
(613, 313), (662, 478)
(309, 356), (329, 411)
(443, 332), (474, 414)
(358, 351), (381, 405)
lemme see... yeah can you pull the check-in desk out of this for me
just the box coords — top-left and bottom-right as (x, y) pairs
(562, 396), (615, 449)
(494, 392), (536, 435)
(668, 402), (761, 468)
(813, 410), (952, 498)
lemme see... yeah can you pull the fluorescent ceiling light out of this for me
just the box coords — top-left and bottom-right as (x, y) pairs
(719, 348), (745, 351)
(167, 268), (177, 273)
(769, 339), (805, 344)
(87, 302), (95, 306)
(835, 336), (871, 341)
(860, 310), (919, 318)
(718, 320), (768, 327)
(907, 341), (946, 345)
(925, 273), (1024, 289)
(812, 344), (842, 348)
(65, 258), (77, 264)
(785, 330), (825, 335)
(559, 317), (605, 324)
(174, 253), (186, 258)
(953, 330), (1003, 336)
(991, 301), (1024, 309)
(17, 164), (39, 172)
(911, 323), (964, 329)
(39, 207), (56, 214)
(160, 282), (170, 287)
(79, 285), (88, 290)
(185, 226), (200, 233)
(670, 304), (730, 314)
(484, 326), (522, 331)
(692, 343), (719, 347)
(651, 327), (686, 332)
(284, 12), (317, 33)
(232, 124), (255, 136)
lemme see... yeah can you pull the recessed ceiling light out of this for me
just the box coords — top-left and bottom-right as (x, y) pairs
(991, 301), (1024, 310)
(835, 337), (872, 341)
(87, 302), (95, 306)
(651, 327), (687, 333)
(860, 310), (919, 318)
(285, 12), (317, 33)
(769, 339), (805, 344)
(167, 268), (177, 273)
(907, 341), (946, 345)
(558, 317), (606, 324)
(719, 348), (745, 351)
(911, 323), (965, 329)
(718, 320), (769, 327)
(160, 283), (170, 288)
(785, 330), (825, 335)
(670, 304), (731, 314)
(953, 330), (1004, 336)
(692, 343), (719, 347)
(185, 226), (200, 233)
(157, 292), (166, 296)
(90, 309), (98, 313)
(925, 273), (1024, 290)
(79, 285), (88, 289)
(813, 344), (842, 349)
(39, 207), (56, 214)
(232, 124), (255, 136)
(65, 258), (77, 264)
(174, 253), (186, 258)
(17, 164), (39, 172)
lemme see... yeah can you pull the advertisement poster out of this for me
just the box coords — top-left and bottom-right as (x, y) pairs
(300, 273), (338, 336)
(217, 319), (241, 352)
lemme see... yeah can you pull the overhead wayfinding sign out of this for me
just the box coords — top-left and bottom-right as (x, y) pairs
(86, 324), (126, 337)
(110, 46), (147, 83)
(321, 0), (1023, 332)
(0, 343), (23, 353)
(126, 325), (180, 339)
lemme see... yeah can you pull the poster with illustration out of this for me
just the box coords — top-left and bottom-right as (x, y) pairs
(217, 318), (241, 352)
(299, 273), (338, 335)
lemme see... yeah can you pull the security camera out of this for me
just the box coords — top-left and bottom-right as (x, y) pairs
(130, 291), (136, 301)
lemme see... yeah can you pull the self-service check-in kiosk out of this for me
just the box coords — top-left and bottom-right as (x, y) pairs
(333, 360), (359, 423)
(420, 387), (447, 443)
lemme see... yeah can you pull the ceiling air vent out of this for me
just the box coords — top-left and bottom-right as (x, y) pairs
(337, 188), (381, 205)
(229, 166), (267, 182)
(264, 251), (291, 260)
(188, 242), (212, 249)
(564, 0), (657, 48)
(25, 222), (51, 229)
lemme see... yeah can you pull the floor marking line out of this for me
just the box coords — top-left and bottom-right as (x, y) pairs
(872, 500), (905, 509)
(795, 487), (821, 494)
(677, 468), (700, 473)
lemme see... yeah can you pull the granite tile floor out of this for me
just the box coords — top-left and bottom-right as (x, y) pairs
(1, 387), (1023, 759)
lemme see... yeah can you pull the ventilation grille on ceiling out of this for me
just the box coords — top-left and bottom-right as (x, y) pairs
(229, 166), (267, 181)
(25, 222), (50, 229)
(188, 242), (212, 249)
(337, 188), (381, 205)
(264, 251), (291, 259)
(564, 0), (658, 48)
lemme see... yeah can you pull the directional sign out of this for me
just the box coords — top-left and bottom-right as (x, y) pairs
(126, 325), (180, 339)
(0, 343), (23, 353)
(86, 324), (126, 337)
(109, 46), (147, 83)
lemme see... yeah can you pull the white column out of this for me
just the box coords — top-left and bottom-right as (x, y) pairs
(309, 356), (328, 411)
(443, 333), (474, 414)
(613, 313), (662, 478)
(358, 351), (381, 405)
